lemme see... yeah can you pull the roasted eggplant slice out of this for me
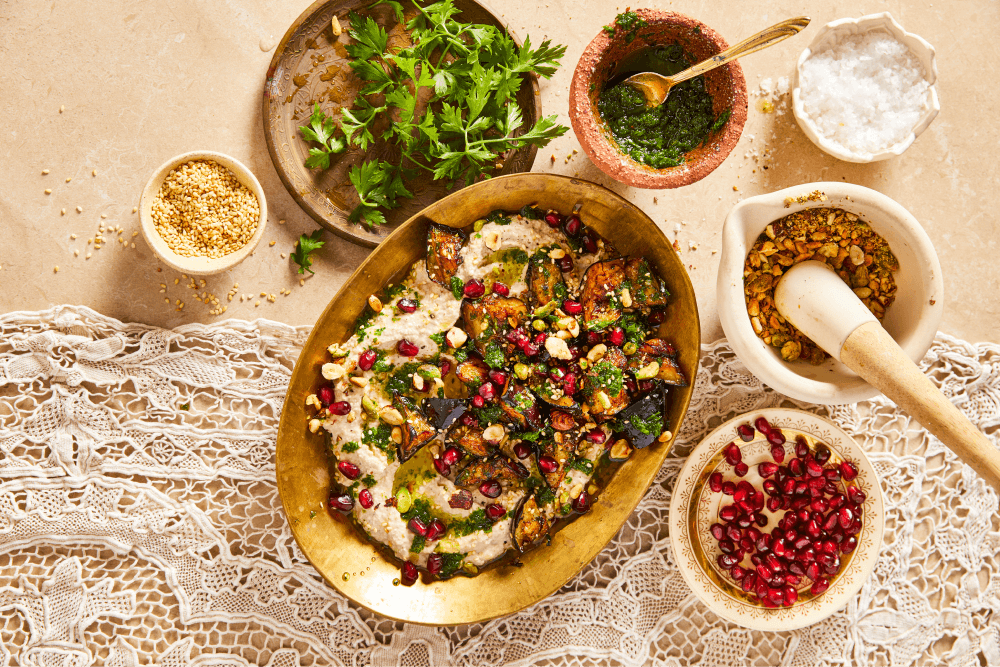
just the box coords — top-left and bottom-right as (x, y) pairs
(528, 373), (582, 413)
(392, 394), (437, 462)
(539, 436), (576, 489)
(626, 339), (688, 386)
(614, 383), (666, 449)
(422, 398), (467, 430)
(499, 383), (543, 430)
(579, 259), (627, 331)
(527, 256), (566, 307)
(582, 347), (629, 418)
(624, 257), (669, 307)
(456, 358), (491, 388)
(426, 223), (465, 286)
(455, 454), (523, 487)
(461, 294), (528, 359)
(512, 493), (550, 552)
(447, 420), (491, 458)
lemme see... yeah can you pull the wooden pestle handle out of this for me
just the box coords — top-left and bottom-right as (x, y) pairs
(841, 321), (1000, 491)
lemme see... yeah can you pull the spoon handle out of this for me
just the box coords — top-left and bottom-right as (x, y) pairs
(670, 17), (811, 87)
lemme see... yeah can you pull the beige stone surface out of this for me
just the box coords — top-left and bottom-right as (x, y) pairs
(1, 0), (997, 345)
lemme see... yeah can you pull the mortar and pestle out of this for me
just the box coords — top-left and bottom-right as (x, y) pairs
(718, 182), (1000, 491)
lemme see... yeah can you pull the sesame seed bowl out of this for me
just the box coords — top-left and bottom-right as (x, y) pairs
(139, 150), (268, 276)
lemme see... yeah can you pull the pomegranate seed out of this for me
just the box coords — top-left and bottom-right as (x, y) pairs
(564, 215), (582, 236)
(830, 493), (846, 511)
(425, 518), (446, 541)
(788, 561), (806, 576)
(638, 379), (655, 393)
(824, 467), (842, 481)
(317, 386), (335, 406)
(840, 461), (859, 481)
(736, 513), (753, 528)
(460, 413), (476, 427)
(740, 536), (755, 551)
(718, 553), (739, 570)
(557, 256), (574, 272)
(767, 430), (786, 446)
(486, 503), (506, 521)
(763, 479), (778, 495)
(586, 331), (603, 345)
(805, 519), (822, 538)
(814, 445), (831, 464)
(544, 212), (561, 228)
(710, 523), (725, 540)
(478, 383), (495, 400)
(397, 298), (418, 313)
(329, 400), (351, 416)
(796, 509), (811, 525)
(757, 563), (773, 581)
(537, 456), (558, 474)
(408, 517), (428, 536)
(533, 332), (547, 345)
(722, 482), (736, 496)
(805, 459), (824, 477)
(820, 539), (838, 555)
(766, 496), (781, 512)
(770, 445), (786, 463)
(719, 539), (735, 555)
(789, 458), (805, 476)
(426, 553), (443, 575)
(773, 539), (787, 557)
(822, 512), (838, 532)
(747, 527), (762, 541)
(742, 572), (758, 592)
(562, 300), (583, 315)
(725, 524), (742, 542)
(724, 443), (742, 466)
(709, 472), (723, 493)
(647, 309), (666, 325)
(731, 565), (747, 581)
(734, 485), (750, 503)
(488, 370), (507, 387)
(328, 493), (354, 512)
(758, 462), (779, 477)
(736, 499), (753, 514)
(815, 552), (834, 568)
(607, 328), (626, 347)
(719, 505), (737, 522)
(838, 507), (854, 529)
(765, 553), (785, 573)
(737, 424), (755, 442)
(806, 562), (821, 581)
(358, 488), (373, 509)
(398, 339), (419, 357)
(848, 486), (867, 504)
(585, 429), (606, 444)
(794, 482), (808, 496)
(358, 350), (377, 371)
(463, 279), (486, 299)
(734, 462), (749, 477)
(810, 497), (830, 513)
(338, 461), (361, 479)
(754, 417), (772, 434)
(401, 561), (419, 585)
(492, 282), (510, 296)
(781, 478), (796, 495)
(513, 442), (532, 459)
(841, 536), (858, 553)
(472, 394), (485, 408)
(563, 373), (578, 395)
(433, 457), (451, 476)
(767, 587), (784, 606)
(479, 480), (502, 498)
(573, 491), (592, 513)
(784, 585), (798, 607)
(441, 447), (462, 466)
(795, 437), (809, 458)
(751, 554), (765, 567)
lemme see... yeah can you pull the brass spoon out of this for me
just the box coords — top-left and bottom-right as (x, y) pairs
(623, 17), (811, 107)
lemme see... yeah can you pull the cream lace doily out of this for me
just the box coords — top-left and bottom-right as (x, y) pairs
(1, 305), (998, 666)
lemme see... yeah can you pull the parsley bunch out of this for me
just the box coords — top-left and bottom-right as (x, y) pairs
(307, 0), (569, 228)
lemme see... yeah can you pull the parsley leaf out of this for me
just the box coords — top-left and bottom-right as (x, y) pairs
(291, 229), (325, 275)
(300, 104), (346, 170)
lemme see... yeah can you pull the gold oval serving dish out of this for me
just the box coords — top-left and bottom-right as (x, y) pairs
(276, 173), (700, 624)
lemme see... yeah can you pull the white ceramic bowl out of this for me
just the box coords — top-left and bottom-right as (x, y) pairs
(669, 408), (884, 630)
(139, 151), (267, 276)
(792, 12), (940, 163)
(717, 182), (943, 405)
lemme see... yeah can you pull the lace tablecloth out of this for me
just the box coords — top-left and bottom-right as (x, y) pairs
(1, 305), (998, 666)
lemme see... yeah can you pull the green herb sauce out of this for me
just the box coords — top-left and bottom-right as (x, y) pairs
(596, 45), (727, 169)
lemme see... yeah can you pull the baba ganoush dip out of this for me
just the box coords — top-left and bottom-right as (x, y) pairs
(309, 206), (688, 583)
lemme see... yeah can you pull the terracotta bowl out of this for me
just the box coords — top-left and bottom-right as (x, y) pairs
(569, 9), (748, 189)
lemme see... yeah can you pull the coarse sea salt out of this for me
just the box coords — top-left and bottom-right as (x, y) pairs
(799, 30), (930, 154)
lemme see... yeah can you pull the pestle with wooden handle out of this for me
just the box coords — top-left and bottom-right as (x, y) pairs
(775, 260), (1000, 492)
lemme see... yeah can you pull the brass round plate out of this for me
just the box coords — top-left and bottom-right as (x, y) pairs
(262, 0), (542, 248)
(276, 173), (700, 624)
(669, 408), (885, 630)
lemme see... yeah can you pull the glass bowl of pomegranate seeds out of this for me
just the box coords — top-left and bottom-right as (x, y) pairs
(669, 408), (884, 630)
